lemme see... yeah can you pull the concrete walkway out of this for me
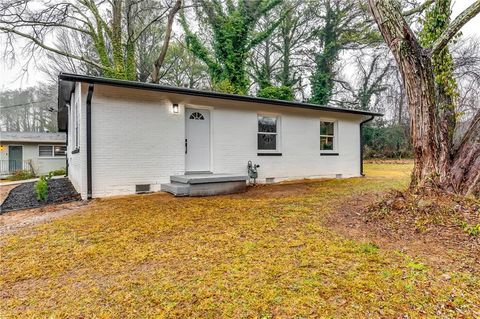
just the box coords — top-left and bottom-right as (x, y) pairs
(0, 175), (65, 186)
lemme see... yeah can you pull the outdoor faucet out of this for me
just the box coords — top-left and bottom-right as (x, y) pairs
(247, 160), (260, 184)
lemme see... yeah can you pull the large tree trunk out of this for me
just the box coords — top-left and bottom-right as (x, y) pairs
(369, 0), (480, 196)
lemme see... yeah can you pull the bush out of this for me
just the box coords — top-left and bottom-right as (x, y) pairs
(7, 170), (36, 181)
(257, 85), (294, 101)
(362, 121), (412, 159)
(35, 176), (49, 201)
(49, 168), (66, 176)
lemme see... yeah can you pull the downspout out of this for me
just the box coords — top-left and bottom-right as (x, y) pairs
(360, 115), (375, 176)
(86, 84), (94, 199)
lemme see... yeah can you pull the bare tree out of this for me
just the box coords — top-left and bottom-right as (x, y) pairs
(0, 0), (182, 81)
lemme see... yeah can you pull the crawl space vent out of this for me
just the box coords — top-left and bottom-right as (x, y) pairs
(135, 184), (151, 194)
(335, 174), (343, 179)
(266, 177), (275, 184)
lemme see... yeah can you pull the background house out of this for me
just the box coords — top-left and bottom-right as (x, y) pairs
(0, 131), (66, 177)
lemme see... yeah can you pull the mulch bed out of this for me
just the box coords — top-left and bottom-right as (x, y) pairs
(0, 178), (80, 213)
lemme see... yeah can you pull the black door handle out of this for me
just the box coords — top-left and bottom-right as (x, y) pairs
(185, 139), (188, 154)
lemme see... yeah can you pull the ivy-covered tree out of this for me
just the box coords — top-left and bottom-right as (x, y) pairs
(310, 0), (380, 105)
(180, 0), (283, 94)
(418, 0), (458, 186)
(369, 0), (480, 196)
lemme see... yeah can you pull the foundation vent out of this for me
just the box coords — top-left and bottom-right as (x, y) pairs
(335, 174), (343, 179)
(266, 177), (275, 184)
(135, 184), (151, 194)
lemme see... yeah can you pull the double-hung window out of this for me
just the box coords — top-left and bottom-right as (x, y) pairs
(39, 145), (67, 157)
(257, 115), (280, 152)
(320, 121), (336, 151)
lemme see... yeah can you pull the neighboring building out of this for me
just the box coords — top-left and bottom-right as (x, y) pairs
(0, 131), (66, 177)
(57, 73), (381, 199)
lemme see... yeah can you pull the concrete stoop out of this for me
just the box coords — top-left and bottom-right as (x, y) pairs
(161, 173), (248, 196)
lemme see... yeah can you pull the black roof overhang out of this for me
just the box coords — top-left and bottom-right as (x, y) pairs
(57, 72), (383, 132)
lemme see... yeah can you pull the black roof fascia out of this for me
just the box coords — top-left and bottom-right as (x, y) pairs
(58, 73), (383, 117)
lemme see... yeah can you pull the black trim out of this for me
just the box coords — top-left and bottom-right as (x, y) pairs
(258, 153), (282, 156)
(72, 149), (80, 154)
(360, 115), (375, 176)
(58, 73), (382, 117)
(320, 152), (339, 156)
(86, 84), (94, 199)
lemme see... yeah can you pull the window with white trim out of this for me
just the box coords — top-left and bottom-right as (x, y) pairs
(320, 121), (336, 151)
(257, 115), (280, 151)
(71, 94), (80, 151)
(39, 145), (67, 157)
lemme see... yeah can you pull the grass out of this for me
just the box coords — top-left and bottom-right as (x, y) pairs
(1, 161), (479, 318)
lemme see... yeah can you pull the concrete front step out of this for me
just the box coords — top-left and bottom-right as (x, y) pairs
(170, 174), (248, 185)
(160, 182), (190, 196)
(161, 173), (248, 197)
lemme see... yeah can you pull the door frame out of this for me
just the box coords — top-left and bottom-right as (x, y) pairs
(8, 144), (24, 172)
(185, 106), (214, 173)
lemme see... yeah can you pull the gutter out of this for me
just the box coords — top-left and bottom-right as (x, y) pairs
(86, 84), (94, 199)
(360, 115), (375, 176)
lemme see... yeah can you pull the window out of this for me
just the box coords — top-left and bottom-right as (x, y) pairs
(258, 115), (279, 151)
(39, 145), (67, 157)
(39, 145), (53, 157)
(320, 121), (336, 151)
(54, 145), (67, 157)
(71, 94), (80, 151)
(189, 112), (205, 120)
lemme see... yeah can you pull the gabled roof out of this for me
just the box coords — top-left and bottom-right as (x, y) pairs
(0, 131), (66, 144)
(57, 73), (382, 132)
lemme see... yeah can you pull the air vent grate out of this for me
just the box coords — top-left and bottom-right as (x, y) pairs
(135, 184), (151, 194)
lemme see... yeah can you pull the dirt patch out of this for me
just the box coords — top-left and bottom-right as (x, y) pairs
(0, 178), (80, 213)
(325, 190), (480, 272)
(0, 184), (17, 205)
(0, 201), (88, 235)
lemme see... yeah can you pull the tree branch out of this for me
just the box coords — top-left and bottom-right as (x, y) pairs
(0, 26), (110, 72)
(402, 0), (435, 16)
(431, 0), (480, 55)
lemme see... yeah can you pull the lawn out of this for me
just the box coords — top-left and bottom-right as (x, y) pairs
(1, 162), (479, 318)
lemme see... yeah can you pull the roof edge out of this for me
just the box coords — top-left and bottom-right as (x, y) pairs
(58, 73), (383, 117)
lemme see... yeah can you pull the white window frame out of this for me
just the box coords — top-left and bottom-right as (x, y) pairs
(38, 145), (67, 158)
(257, 114), (281, 153)
(320, 119), (338, 153)
(71, 94), (80, 151)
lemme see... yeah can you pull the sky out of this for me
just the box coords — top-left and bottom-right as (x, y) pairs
(0, 0), (479, 91)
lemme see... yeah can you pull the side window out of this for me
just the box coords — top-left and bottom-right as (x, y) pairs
(39, 145), (53, 157)
(258, 115), (280, 152)
(320, 121), (336, 151)
(71, 95), (80, 150)
(54, 145), (67, 157)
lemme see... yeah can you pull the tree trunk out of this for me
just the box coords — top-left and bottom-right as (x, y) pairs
(151, 0), (182, 83)
(369, 0), (480, 196)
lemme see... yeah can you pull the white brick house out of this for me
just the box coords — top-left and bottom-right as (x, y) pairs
(57, 73), (381, 199)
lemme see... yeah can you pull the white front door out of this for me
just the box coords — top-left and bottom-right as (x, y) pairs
(185, 108), (211, 172)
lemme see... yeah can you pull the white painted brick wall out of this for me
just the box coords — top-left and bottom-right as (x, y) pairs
(67, 84), (364, 198)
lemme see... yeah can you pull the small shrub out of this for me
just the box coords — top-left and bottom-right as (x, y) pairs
(35, 174), (53, 201)
(49, 168), (66, 176)
(7, 170), (36, 181)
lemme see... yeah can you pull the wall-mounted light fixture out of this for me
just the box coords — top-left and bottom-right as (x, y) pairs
(172, 103), (179, 114)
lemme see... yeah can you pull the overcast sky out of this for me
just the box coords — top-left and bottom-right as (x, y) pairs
(1, 0), (479, 91)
